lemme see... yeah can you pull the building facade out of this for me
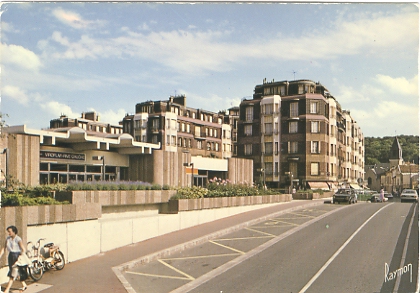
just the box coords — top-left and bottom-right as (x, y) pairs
(237, 79), (365, 190)
(121, 95), (252, 187)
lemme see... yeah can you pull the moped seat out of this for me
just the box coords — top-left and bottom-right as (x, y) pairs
(44, 243), (54, 248)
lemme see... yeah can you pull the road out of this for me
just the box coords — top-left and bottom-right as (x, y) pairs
(122, 200), (418, 293)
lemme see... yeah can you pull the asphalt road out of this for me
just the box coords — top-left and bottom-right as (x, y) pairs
(122, 200), (418, 293)
(185, 201), (418, 293)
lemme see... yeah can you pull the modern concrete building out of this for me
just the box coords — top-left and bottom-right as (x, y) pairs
(1, 106), (252, 188)
(237, 79), (365, 190)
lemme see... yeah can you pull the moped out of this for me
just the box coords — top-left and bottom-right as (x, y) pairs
(26, 238), (65, 281)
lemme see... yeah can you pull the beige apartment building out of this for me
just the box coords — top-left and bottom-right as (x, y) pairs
(237, 79), (365, 190)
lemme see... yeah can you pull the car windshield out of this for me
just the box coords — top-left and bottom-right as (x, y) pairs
(403, 190), (416, 194)
(336, 189), (350, 194)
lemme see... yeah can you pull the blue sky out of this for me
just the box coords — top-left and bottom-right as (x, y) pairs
(1, 2), (418, 137)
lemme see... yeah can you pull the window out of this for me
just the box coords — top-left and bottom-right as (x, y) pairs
(311, 163), (319, 176)
(311, 141), (320, 153)
(280, 86), (286, 96)
(197, 141), (202, 149)
(215, 143), (219, 151)
(275, 162), (279, 176)
(207, 142), (211, 151)
(288, 141), (298, 154)
(290, 102), (298, 117)
(246, 107), (253, 121)
(289, 121), (298, 133)
(214, 129), (218, 138)
(152, 119), (159, 129)
(152, 135), (158, 144)
(264, 123), (273, 135)
(195, 126), (201, 137)
(186, 124), (190, 133)
(178, 137), (182, 147)
(245, 144), (252, 155)
(245, 125), (252, 136)
(275, 142), (279, 155)
(298, 85), (304, 94)
(265, 142), (273, 155)
(311, 121), (319, 133)
(171, 135), (176, 146)
(265, 104), (273, 114)
(310, 102), (318, 114)
(166, 135), (170, 145)
(265, 162), (273, 175)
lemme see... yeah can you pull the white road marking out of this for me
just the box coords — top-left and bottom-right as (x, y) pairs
(393, 203), (417, 293)
(298, 203), (393, 293)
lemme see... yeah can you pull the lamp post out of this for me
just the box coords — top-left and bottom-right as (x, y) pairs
(92, 156), (105, 181)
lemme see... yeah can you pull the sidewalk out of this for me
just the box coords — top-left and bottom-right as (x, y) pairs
(2, 200), (325, 293)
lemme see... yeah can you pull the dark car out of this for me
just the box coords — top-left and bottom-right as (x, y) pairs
(333, 189), (357, 204)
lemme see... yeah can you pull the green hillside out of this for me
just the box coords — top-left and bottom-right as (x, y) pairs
(364, 135), (419, 166)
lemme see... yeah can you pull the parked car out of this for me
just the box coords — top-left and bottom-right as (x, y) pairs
(333, 189), (357, 204)
(400, 189), (419, 203)
(384, 192), (393, 200)
(367, 193), (388, 203)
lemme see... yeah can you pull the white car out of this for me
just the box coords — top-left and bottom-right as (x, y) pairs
(400, 189), (419, 203)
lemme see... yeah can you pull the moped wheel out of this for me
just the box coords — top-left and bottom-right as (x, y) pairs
(29, 260), (44, 281)
(53, 250), (65, 270)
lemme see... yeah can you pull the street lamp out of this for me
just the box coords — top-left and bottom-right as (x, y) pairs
(285, 171), (293, 193)
(92, 156), (105, 181)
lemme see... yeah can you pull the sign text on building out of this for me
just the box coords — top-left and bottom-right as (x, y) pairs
(40, 151), (86, 161)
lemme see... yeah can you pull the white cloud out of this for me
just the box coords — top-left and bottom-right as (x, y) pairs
(177, 89), (241, 113)
(37, 9), (418, 76)
(91, 108), (127, 125)
(52, 7), (106, 29)
(1, 43), (42, 71)
(40, 101), (79, 119)
(2, 22), (19, 33)
(374, 74), (418, 96)
(3, 85), (30, 105)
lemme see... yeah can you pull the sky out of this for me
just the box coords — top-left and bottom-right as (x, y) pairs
(1, 2), (419, 137)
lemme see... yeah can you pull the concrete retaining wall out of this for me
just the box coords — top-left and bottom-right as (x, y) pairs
(169, 194), (292, 212)
(0, 191), (292, 284)
(56, 190), (176, 206)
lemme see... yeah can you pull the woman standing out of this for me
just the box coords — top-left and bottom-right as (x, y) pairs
(379, 188), (385, 203)
(0, 226), (28, 293)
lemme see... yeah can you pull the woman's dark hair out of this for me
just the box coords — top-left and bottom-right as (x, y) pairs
(6, 226), (18, 234)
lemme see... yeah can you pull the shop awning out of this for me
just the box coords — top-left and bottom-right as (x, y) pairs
(350, 184), (362, 190)
(307, 181), (330, 190)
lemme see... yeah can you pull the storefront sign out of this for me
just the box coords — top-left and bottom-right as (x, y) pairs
(40, 151), (85, 161)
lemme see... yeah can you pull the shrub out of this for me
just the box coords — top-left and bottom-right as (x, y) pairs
(1, 192), (69, 207)
(171, 186), (208, 199)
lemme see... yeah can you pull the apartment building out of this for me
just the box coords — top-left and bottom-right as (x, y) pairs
(237, 79), (365, 190)
(122, 95), (252, 187)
